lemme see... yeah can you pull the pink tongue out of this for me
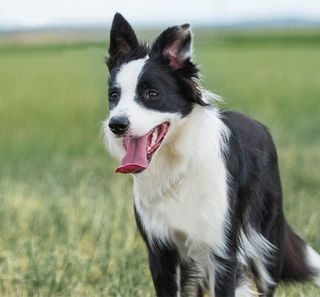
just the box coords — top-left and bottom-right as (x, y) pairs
(116, 135), (149, 174)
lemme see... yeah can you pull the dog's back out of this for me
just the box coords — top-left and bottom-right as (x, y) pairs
(222, 111), (320, 293)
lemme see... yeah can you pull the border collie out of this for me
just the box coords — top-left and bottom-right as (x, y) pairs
(103, 13), (320, 297)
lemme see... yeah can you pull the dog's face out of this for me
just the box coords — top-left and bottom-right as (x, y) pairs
(104, 13), (207, 174)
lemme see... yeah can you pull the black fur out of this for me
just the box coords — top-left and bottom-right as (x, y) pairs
(134, 207), (180, 296)
(281, 222), (315, 282)
(134, 61), (196, 116)
(107, 13), (149, 71)
(221, 111), (285, 296)
(221, 111), (314, 288)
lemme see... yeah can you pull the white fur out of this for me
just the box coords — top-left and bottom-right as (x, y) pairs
(235, 277), (256, 297)
(237, 228), (276, 290)
(132, 105), (230, 258)
(176, 265), (181, 297)
(306, 245), (320, 286)
(131, 104), (230, 297)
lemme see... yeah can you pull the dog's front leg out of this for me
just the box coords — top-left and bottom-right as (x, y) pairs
(212, 254), (238, 297)
(180, 260), (204, 297)
(148, 243), (180, 297)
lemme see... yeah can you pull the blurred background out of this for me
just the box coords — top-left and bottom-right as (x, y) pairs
(0, 1), (319, 296)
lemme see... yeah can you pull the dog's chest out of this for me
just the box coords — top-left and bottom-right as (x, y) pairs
(133, 164), (229, 257)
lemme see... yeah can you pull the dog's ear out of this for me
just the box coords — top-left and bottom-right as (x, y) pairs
(107, 13), (139, 70)
(150, 24), (192, 70)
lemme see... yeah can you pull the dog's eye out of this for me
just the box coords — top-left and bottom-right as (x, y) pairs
(109, 90), (120, 100)
(146, 90), (160, 99)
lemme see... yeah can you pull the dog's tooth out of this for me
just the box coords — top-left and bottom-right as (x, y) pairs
(151, 133), (156, 146)
(151, 129), (158, 146)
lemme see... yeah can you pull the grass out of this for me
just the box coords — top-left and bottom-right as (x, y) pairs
(0, 30), (319, 296)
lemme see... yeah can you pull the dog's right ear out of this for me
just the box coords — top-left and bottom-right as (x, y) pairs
(107, 13), (139, 70)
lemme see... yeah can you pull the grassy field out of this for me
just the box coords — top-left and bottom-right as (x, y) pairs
(0, 30), (319, 296)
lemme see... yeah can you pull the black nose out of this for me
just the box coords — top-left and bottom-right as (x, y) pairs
(109, 116), (130, 135)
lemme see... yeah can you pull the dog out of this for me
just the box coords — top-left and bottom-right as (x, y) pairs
(103, 13), (320, 297)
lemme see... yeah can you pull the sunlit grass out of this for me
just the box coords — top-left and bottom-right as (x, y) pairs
(0, 31), (319, 296)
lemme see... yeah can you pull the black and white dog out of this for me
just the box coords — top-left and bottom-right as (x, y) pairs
(104, 13), (320, 297)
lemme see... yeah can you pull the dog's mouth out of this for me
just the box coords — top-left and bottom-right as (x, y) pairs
(115, 122), (170, 174)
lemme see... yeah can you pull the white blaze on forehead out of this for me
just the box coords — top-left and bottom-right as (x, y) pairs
(116, 58), (147, 95)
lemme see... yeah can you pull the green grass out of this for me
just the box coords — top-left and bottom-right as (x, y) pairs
(0, 30), (319, 296)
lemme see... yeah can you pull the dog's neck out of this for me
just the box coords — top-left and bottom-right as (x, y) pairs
(133, 105), (229, 201)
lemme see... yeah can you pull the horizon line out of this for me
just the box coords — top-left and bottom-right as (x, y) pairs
(1, 16), (320, 32)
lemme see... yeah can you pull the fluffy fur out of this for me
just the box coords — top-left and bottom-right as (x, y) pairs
(103, 13), (320, 297)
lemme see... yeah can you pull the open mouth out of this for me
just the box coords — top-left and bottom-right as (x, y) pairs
(115, 122), (170, 174)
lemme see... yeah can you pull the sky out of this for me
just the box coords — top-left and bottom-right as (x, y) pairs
(1, 0), (320, 29)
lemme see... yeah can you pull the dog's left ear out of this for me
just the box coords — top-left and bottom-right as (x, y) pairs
(150, 24), (192, 70)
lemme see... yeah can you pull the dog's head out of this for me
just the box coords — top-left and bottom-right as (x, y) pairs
(104, 13), (208, 174)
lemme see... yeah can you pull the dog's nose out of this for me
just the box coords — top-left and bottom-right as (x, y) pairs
(109, 116), (130, 135)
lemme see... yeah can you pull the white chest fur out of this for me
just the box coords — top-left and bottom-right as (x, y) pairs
(133, 107), (230, 259)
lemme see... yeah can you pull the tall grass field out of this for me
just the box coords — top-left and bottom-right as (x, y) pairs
(0, 31), (319, 296)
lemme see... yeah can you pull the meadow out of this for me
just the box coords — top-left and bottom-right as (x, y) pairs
(0, 30), (319, 296)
